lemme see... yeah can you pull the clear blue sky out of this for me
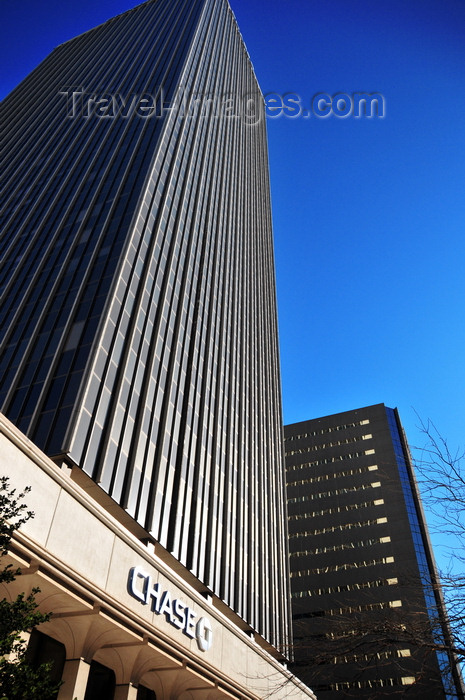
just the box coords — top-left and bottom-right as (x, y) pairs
(2, 1), (465, 561)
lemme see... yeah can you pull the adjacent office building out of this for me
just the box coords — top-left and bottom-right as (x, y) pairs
(0, 2), (313, 699)
(285, 404), (464, 699)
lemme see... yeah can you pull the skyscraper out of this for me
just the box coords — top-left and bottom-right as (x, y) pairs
(284, 404), (464, 699)
(1, 0), (289, 667)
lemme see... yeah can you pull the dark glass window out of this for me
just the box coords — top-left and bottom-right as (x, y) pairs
(137, 685), (156, 700)
(84, 660), (116, 700)
(26, 629), (66, 697)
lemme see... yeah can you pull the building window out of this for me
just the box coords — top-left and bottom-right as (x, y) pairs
(291, 535), (393, 557)
(284, 418), (370, 442)
(292, 577), (399, 597)
(26, 630), (66, 696)
(64, 321), (85, 351)
(291, 555), (396, 576)
(287, 464), (379, 487)
(401, 677), (416, 685)
(84, 661), (116, 700)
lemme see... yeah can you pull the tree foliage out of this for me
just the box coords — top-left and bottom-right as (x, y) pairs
(414, 419), (465, 669)
(415, 418), (465, 565)
(0, 476), (61, 700)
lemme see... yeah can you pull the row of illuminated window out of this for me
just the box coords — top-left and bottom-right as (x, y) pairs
(285, 434), (373, 457)
(292, 577), (398, 598)
(291, 535), (391, 557)
(295, 599), (402, 619)
(287, 464), (378, 488)
(291, 555), (394, 576)
(315, 676), (415, 692)
(331, 648), (411, 664)
(290, 516), (388, 538)
(286, 449), (375, 472)
(288, 498), (385, 521)
(288, 481), (381, 504)
(284, 418), (370, 442)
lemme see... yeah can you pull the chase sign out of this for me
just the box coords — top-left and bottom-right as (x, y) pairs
(127, 566), (213, 652)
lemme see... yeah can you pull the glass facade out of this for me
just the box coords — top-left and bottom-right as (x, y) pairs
(386, 408), (462, 699)
(0, 0), (290, 653)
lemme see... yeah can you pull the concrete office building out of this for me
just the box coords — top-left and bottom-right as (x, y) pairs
(284, 404), (464, 699)
(0, 2), (313, 699)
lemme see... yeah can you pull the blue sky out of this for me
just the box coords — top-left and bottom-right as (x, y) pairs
(238, 1), (465, 466)
(2, 0), (465, 562)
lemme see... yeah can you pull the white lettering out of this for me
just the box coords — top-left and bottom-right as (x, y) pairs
(173, 599), (186, 629)
(128, 566), (147, 603)
(127, 567), (211, 649)
(185, 607), (197, 638)
(158, 590), (174, 621)
(196, 617), (213, 652)
(146, 578), (162, 612)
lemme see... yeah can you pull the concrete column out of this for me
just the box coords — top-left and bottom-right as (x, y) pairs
(114, 683), (138, 700)
(57, 658), (91, 700)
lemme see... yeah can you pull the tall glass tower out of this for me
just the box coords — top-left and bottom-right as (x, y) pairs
(0, 0), (290, 654)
